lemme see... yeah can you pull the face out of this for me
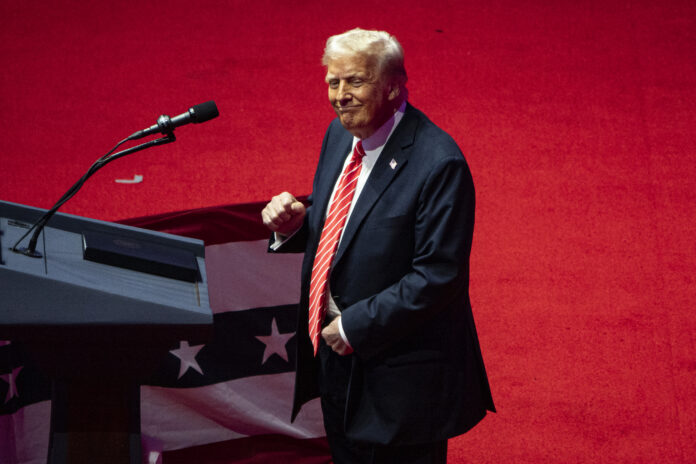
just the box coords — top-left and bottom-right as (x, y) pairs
(325, 53), (400, 139)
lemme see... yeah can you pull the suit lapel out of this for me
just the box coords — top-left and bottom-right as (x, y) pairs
(332, 105), (419, 268)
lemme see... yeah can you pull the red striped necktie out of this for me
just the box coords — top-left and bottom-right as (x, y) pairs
(308, 141), (366, 355)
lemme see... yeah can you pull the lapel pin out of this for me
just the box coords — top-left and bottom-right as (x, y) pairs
(389, 158), (397, 170)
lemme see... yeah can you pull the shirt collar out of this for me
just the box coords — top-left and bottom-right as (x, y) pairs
(351, 101), (407, 165)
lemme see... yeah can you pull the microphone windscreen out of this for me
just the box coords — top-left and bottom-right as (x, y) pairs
(190, 101), (219, 123)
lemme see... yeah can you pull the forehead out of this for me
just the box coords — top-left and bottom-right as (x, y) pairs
(325, 53), (378, 80)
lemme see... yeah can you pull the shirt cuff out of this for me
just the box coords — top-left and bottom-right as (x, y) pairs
(270, 227), (300, 250)
(337, 317), (353, 349)
(270, 232), (286, 250)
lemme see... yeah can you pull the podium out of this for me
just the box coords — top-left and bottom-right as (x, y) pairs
(0, 200), (214, 464)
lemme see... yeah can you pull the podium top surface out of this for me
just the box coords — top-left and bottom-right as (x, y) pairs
(0, 201), (213, 341)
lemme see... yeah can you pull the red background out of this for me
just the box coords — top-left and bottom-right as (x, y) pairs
(2, 1), (695, 462)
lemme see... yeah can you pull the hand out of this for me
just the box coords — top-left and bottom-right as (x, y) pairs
(321, 317), (353, 356)
(261, 192), (306, 236)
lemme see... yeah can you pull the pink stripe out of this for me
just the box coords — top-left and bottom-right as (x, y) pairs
(316, 220), (346, 248)
(331, 176), (360, 204)
(311, 253), (334, 277)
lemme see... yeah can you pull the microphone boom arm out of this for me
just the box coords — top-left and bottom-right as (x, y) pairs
(12, 133), (176, 258)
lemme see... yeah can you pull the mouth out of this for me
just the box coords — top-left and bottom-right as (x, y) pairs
(335, 105), (360, 112)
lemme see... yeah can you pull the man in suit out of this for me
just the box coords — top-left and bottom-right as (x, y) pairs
(262, 28), (494, 464)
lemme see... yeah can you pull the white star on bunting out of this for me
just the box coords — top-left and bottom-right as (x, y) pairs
(255, 317), (295, 364)
(1, 366), (23, 403)
(148, 450), (162, 464)
(169, 341), (205, 379)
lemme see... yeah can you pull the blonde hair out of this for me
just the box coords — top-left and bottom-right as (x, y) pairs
(322, 28), (407, 85)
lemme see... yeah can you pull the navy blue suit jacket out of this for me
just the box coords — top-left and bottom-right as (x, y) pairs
(278, 104), (494, 445)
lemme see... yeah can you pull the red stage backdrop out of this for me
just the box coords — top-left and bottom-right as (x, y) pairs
(2, 1), (695, 463)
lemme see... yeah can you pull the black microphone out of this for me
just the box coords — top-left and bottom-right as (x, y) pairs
(128, 101), (219, 140)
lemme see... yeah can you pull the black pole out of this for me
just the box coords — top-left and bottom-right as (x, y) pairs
(12, 133), (176, 258)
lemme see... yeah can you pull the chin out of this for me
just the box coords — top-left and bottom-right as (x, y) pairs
(339, 116), (357, 129)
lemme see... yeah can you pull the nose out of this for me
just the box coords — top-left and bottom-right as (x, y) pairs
(335, 81), (352, 104)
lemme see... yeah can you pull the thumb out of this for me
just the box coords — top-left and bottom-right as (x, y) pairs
(291, 201), (306, 214)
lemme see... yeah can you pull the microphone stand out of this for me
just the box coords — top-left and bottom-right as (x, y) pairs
(12, 132), (176, 258)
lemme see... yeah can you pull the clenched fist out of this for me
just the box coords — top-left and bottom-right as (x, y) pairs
(261, 192), (306, 236)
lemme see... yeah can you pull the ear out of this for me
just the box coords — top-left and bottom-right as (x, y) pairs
(387, 81), (401, 101)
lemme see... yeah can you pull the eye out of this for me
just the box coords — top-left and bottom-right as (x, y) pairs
(350, 78), (363, 87)
(328, 80), (339, 89)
